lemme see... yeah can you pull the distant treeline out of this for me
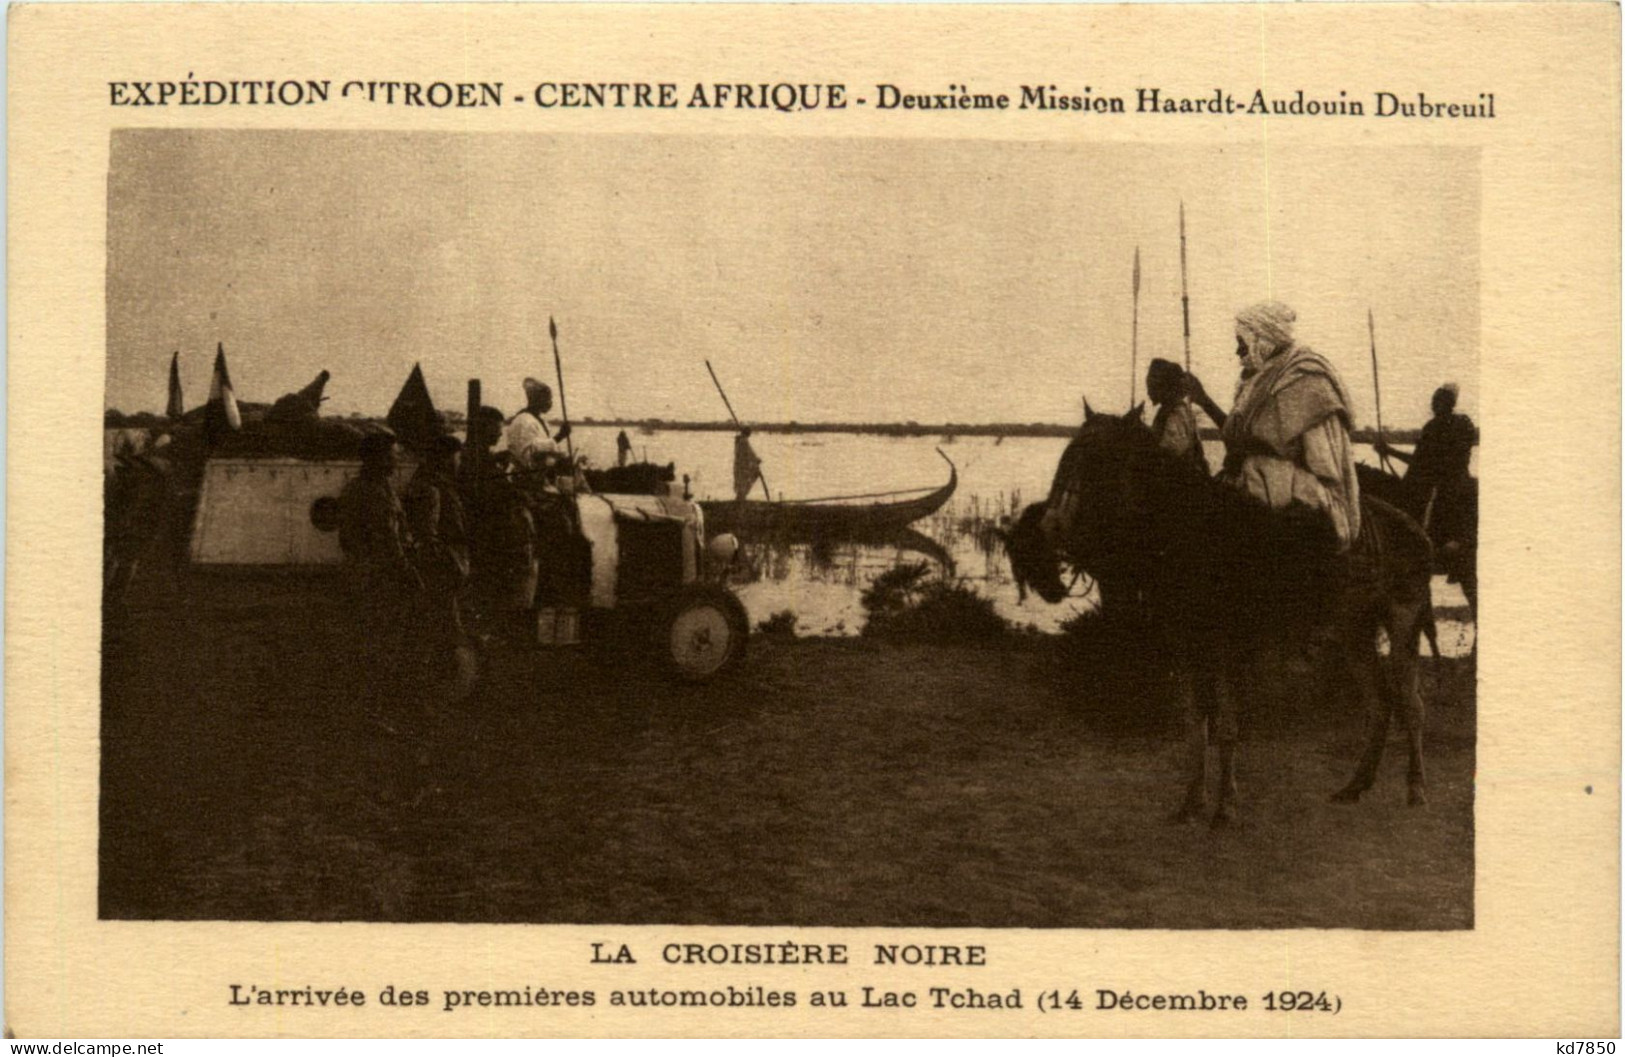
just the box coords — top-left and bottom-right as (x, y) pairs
(567, 417), (1429, 445)
(103, 408), (1429, 445)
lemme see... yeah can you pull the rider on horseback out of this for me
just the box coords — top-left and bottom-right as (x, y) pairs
(1185, 301), (1362, 552)
(1374, 383), (1477, 551)
(1145, 358), (1210, 474)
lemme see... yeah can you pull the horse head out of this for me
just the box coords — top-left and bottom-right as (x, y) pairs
(1041, 402), (1169, 592)
(1004, 502), (1069, 604)
(1005, 402), (1164, 605)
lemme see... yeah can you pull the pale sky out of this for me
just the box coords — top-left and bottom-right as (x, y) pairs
(107, 131), (1478, 429)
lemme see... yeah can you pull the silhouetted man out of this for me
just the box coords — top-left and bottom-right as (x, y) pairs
(733, 427), (764, 502)
(1146, 358), (1209, 474)
(338, 433), (422, 695)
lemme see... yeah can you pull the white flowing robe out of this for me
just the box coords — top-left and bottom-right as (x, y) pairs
(1222, 345), (1361, 550)
(505, 410), (557, 468)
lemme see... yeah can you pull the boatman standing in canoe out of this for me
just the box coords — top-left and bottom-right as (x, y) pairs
(733, 426), (764, 502)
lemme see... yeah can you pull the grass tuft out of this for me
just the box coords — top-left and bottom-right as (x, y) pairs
(860, 561), (1010, 645)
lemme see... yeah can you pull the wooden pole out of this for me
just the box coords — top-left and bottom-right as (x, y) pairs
(548, 316), (575, 463)
(705, 359), (772, 501)
(1179, 203), (1192, 373)
(1368, 308), (1394, 473)
(465, 378), (482, 477)
(1130, 246), (1142, 406)
(705, 359), (744, 426)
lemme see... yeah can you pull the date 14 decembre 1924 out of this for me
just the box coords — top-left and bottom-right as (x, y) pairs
(1038, 990), (1342, 1014)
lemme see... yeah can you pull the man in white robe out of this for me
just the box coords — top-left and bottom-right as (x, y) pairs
(506, 377), (571, 471)
(1186, 301), (1361, 550)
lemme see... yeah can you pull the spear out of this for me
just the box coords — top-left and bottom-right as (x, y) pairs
(705, 359), (772, 501)
(1368, 308), (1394, 473)
(1130, 246), (1142, 406)
(1179, 202), (1192, 373)
(547, 316), (575, 462)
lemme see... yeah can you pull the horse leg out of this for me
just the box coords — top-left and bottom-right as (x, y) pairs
(1210, 671), (1241, 828)
(1332, 622), (1391, 803)
(1462, 569), (1479, 658)
(1172, 668), (1208, 823)
(1389, 600), (1428, 805)
(1420, 599), (1441, 660)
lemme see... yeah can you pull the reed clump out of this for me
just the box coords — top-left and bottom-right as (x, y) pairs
(860, 561), (1009, 645)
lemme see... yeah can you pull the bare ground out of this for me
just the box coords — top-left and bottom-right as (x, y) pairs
(100, 594), (1474, 927)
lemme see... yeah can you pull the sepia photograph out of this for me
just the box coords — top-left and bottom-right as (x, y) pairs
(99, 130), (1480, 929)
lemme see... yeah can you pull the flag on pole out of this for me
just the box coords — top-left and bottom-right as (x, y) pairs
(205, 343), (242, 442)
(165, 351), (184, 420)
(386, 363), (441, 451)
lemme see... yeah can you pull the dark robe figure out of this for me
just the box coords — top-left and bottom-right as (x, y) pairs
(1376, 383), (1477, 549)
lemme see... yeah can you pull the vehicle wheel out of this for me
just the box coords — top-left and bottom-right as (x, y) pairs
(659, 585), (748, 682)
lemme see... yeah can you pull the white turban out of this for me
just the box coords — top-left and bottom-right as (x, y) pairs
(1235, 301), (1298, 374)
(1236, 301), (1297, 351)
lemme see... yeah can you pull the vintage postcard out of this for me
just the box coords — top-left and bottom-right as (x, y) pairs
(6, 1), (1619, 1040)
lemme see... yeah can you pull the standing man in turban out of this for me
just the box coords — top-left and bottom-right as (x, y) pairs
(506, 377), (572, 471)
(1185, 301), (1362, 550)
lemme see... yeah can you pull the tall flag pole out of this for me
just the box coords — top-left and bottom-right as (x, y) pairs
(1179, 202), (1193, 373)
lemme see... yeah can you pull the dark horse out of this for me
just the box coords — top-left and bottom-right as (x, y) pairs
(1357, 462), (1477, 638)
(1006, 404), (1435, 824)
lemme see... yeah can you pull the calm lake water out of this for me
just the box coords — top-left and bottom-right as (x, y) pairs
(566, 425), (1477, 656)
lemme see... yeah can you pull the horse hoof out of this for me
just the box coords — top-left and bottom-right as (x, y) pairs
(1408, 787), (1428, 807)
(1169, 803), (1205, 824)
(1209, 805), (1237, 829)
(1330, 787), (1362, 804)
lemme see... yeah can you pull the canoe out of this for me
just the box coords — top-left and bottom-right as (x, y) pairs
(702, 451), (956, 540)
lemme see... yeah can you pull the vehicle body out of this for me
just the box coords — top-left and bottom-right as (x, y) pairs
(182, 455), (750, 681)
(569, 488), (749, 681)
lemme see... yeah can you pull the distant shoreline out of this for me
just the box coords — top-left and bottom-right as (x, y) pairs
(566, 418), (1428, 446)
(103, 410), (1430, 446)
